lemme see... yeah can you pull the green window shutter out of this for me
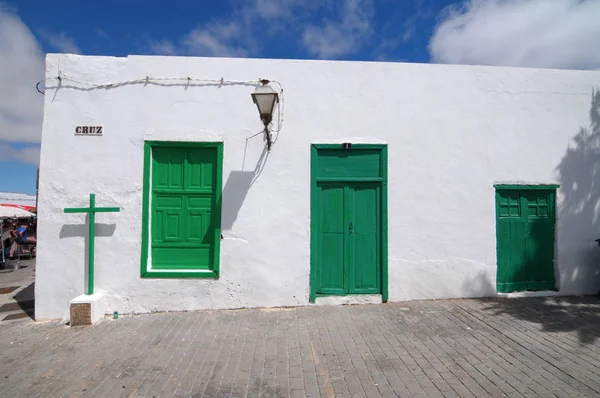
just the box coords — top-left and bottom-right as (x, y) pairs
(142, 142), (223, 279)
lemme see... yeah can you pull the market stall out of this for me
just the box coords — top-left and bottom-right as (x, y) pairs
(1, 204), (36, 269)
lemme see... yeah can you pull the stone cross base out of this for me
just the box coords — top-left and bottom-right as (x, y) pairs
(69, 291), (107, 326)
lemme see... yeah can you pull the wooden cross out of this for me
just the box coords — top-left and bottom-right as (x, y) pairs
(64, 194), (119, 295)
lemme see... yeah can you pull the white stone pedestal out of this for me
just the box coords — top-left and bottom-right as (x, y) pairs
(69, 291), (107, 326)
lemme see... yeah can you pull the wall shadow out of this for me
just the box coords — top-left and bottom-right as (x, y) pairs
(221, 143), (269, 231)
(555, 89), (600, 293)
(59, 223), (117, 239)
(458, 90), (600, 345)
(59, 216), (117, 293)
(461, 270), (496, 297)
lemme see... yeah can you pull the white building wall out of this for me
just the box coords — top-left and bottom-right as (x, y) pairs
(36, 54), (600, 320)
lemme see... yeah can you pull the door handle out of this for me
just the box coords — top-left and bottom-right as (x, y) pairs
(349, 222), (354, 234)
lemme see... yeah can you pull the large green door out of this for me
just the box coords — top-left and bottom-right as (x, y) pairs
(151, 146), (218, 270)
(311, 145), (387, 300)
(496, 187), (556, 293)
(315, 182), (381, 295)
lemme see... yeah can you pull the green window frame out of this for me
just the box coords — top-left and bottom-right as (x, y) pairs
(140, 141), (223, 279)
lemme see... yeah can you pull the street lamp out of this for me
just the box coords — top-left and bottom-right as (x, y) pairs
(251, 79), (279, 150)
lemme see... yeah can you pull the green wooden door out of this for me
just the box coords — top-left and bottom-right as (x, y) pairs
(151, 147), (218, 270)
(317, 182), (381, 295)
(315, 182), (381, 295)
(496, 188), (556, 292)
(311, 143), (388, 299)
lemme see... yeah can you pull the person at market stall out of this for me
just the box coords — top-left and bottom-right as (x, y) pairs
(3, 220), (18, 262)
(16, 222), (36, 244)
(1, 224), (11, 267)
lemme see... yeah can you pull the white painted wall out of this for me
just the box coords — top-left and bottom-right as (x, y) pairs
(36, 54), (600, 320)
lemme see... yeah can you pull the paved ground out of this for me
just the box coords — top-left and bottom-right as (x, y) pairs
(0, 257), (35, 323)
(0, 293), (599, 397)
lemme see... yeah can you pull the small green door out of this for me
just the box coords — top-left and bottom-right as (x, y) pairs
(151, 146), (218, 270)
(311, 145), (387, 299)
(496, 187), (556, 292)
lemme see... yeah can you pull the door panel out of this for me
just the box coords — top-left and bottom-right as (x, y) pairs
(188, 149), (216, 191)
(523, 192), (556, 290)
(348, 183), (380, 294)
(316, 149), (382, 178)
(317, 184), (346, 295)
(164, 209), (183, 241)
(497, 217), (527, 292)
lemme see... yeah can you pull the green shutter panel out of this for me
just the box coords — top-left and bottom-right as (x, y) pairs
(151, 147), (218, 271)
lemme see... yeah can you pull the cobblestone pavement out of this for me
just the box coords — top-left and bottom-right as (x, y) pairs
(0, 258), (35, 323)
(0, 296), (599, 398)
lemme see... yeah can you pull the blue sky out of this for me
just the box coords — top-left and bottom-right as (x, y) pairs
(13, 0), (446, 61)
(1, 0), (600, 195)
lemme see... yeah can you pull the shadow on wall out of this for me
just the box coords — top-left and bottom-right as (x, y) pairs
(59, 217), (116, 293)
(556, 89), (600, 294)
(221, 141), (269, 231)
(461, 270), (496, 298)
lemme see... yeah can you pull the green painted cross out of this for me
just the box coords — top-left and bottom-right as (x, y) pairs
(64, 193), (119, 295)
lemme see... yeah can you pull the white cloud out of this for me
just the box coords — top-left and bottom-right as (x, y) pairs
(401, 22), (415, 43)
(249, 0), (298, 19)
(148, 39), (178, 56)
(0, 6), (44, 143)
(183, 22), (249, 57)
(95, 28), (109, 39)
(146, 0), (300, 58)
(429, 0), (600, 69)
(302, 0), (374, 58)
(0, 144), (40, 166)
(39, 29), (81, 54)
(147, 0), (374, 59)
(148, 21), (251, 58)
